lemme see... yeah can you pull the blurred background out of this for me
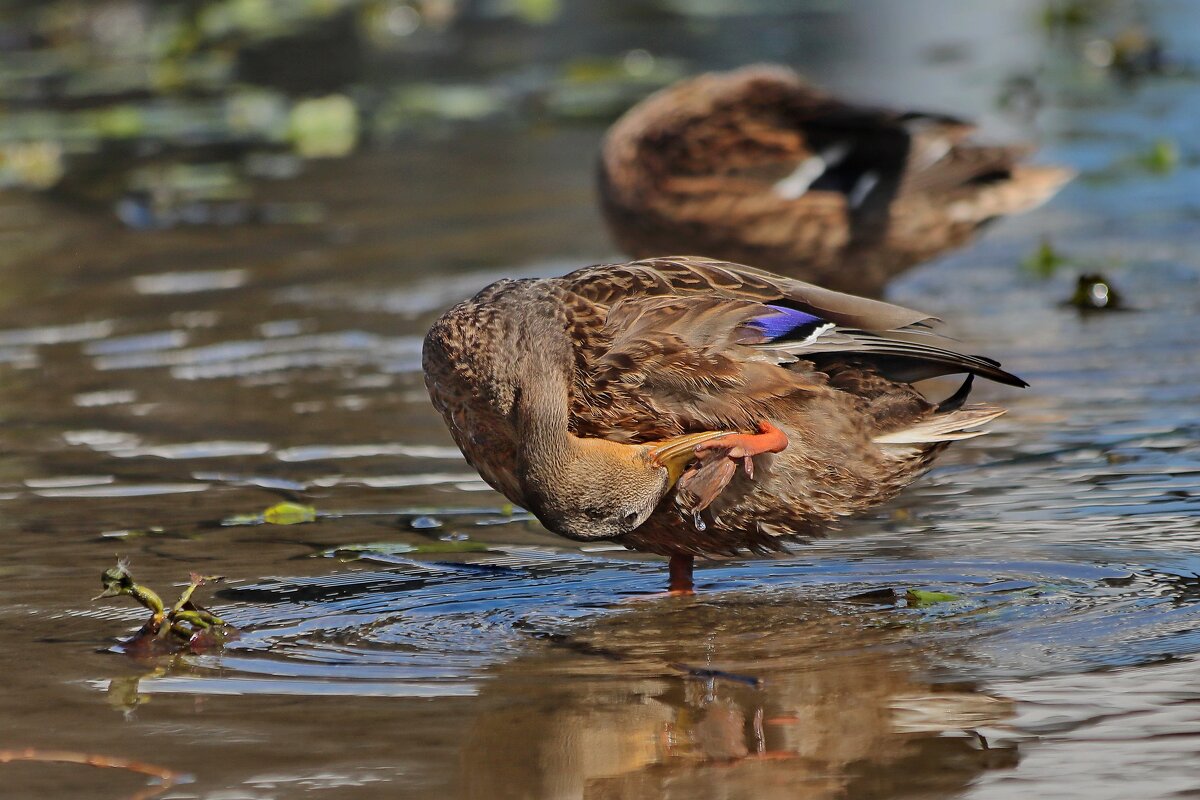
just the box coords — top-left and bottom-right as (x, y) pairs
(0, 0), (1185, 237)
(2, 1), (1200, 799)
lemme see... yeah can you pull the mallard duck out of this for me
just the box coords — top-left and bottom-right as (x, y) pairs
(423, 256), (1025, 592)
(599, 65), (1072, 295)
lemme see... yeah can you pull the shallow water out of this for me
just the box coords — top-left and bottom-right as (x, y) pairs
(1, 1), (1199, 798)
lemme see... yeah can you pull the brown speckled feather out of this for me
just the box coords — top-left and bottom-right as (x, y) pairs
(599, 65), (1073, 295)
(424, 257), (1025, 558)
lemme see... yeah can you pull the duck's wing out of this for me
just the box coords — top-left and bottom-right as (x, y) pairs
(584, 292), (816, 428)
(563, 256), (1026, 389)
(695, 75), (984, 222)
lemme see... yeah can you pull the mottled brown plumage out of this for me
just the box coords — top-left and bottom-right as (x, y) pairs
(599, 65), (1072, 295)
(423, 257), (1025, 584)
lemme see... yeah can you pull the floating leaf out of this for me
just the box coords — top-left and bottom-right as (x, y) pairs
(376, 84), (506, 133)
(1137, 138), (1179, 174)
(1039, 1), (1093, 32)
(905, 589), (960, 606)
(263, 501), (317, 525)
(0, 141), (65, 189)
(514, 0), (561, 25)
(289, 95), (359, 158)
(93, 105), (144, 139)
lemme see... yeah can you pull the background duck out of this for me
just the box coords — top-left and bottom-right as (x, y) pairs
(599, 65), (1072, 296)
(423, 256), (1026, 593)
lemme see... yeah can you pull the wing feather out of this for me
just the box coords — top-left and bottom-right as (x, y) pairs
(562, 257), (1024, 431)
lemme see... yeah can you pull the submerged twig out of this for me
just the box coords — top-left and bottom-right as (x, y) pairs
(0, 748), (189, 800)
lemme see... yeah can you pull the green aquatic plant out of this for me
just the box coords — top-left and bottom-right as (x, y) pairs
(1021, 236), (1069, 277)
(1086, 138), (1184, 184)
(96, 561), (167, 617)
(546, 51), (685, 120)
(1039, 0), (1096, 32)
(95, 560), (233, 650)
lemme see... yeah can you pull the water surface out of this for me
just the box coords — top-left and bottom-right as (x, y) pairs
(1, 2), (1199, 798)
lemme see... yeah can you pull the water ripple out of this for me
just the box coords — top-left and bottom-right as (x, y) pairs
(107, 553), (1200, 701)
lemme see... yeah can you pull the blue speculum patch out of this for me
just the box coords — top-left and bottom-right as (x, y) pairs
(749, 305), (827, 341)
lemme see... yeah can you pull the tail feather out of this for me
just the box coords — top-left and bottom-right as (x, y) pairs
(792, 332), (1028, 388)
(945, 164), (1075, 223)
(874, 404), (1006, 445)
(936, 373), (974, 413)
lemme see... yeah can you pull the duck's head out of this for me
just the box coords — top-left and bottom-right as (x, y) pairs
(523, 431), (731, 541)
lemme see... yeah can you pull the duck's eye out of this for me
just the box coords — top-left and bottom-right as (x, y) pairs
(621, 511), (639, 527)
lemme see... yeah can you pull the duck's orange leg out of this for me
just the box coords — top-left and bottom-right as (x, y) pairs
(668, 554), (695, 595)
(694, 420), (788, 477)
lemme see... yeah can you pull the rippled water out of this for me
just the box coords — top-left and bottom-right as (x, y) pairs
(1, 1), (1200, 798)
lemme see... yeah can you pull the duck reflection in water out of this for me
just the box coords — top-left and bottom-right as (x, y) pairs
(460, 597), (1016, 799)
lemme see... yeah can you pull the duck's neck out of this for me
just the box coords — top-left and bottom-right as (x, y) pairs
(499, 303), (576, 485)
(509, 305), (642, 510)
(515, 362), (577, 488)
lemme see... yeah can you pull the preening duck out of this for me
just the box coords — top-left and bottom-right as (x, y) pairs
(423, 257), (1026, 592)
(599, 65), (1072, 295)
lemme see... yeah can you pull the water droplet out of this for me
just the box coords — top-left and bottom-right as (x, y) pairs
(692, 511), (706, 531)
